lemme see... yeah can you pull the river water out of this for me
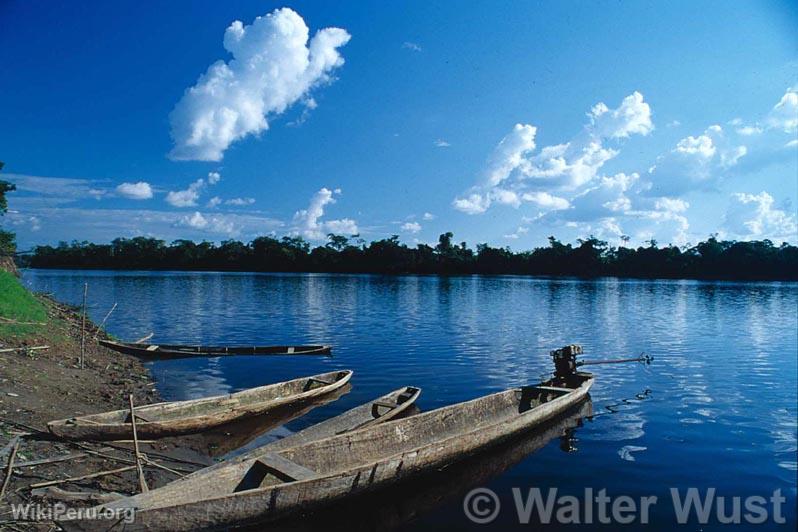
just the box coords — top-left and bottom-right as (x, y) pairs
(21, 269), (797, 530)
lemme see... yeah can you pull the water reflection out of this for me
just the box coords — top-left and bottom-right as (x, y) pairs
(21, 270), (798, 529)
(260, 400), (594, 532)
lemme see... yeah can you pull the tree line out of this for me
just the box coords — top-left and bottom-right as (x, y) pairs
(21, 233), (798, 280)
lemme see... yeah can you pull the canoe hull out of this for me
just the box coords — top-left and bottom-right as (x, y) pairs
(67, 375), (591, 531)
(47, 370), (352, 441)
(98, 340), (332, 359)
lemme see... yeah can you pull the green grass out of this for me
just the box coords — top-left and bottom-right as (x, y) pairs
(0, 270), (48, 338)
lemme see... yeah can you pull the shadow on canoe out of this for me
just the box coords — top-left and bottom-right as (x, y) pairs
(263, 398), (593, 532)
(47, 370), (353, 441)
(70, 374), (591, 531)
(98, 340), (332, 359)
(196, 384), (353, 458)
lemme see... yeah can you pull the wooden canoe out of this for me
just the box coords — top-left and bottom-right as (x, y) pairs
(47, 370), (353, 441)
(66, 372), (592, 531)
(187, 386), (421, 480)
(98, 339), (332, 359)
(271, 399), (594, 531)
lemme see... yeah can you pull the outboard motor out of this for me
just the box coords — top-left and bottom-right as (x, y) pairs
(550, 344), (583, 382)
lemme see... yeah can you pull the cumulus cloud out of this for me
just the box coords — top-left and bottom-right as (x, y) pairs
(401, 221), (421, 233)
(422, 212), (435, 220)
(724, 191), (797, 242)
(116, 181), (153, 200)
(165, 172), (221, 207)
(402, 41), (422, 52)
(435, 139), (451, 148)
(169, 8), (351, 161)
(453, 92), (653, 215)
(588, 91), (653, 139)
(766, 87), (798, 133)
(179, 211), (239, 236)
(644, 125), (747, 196)
(520, 191), (570, 210)
(293, 187), (358, 240)
(207, 196), (222, 208)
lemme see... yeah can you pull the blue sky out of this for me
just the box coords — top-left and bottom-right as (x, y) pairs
(1, 0), (796, 249)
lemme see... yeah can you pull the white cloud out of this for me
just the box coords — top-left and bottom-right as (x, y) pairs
(179, 211), (240, 236)
(181, 211), (208, 229)
(736, 125), (763, 136)
(401, 221), (421, 233)
(168, 8), (351, 161)
(165, 172), (221, 207)
(7, 174), (106, 202)
(588, 91), (653, 139)
(435, 139), (451, 148)
(520, 191), (570, 210)
(402, 41), (422, 52)
(166, 179), (205, 207)
(452, 193), (491, 214)
(454, 91), (654, 216)
(225, 197), (256, 206)
(490, 188), (521, 208)
(485, 124), (537, 187)
(503, 226), (529, 240)
(293, 187), (358, 239)
(207, 196), (222, 208)
(422, 212), (435, 220)
(645, 125), (747, 196)
(655, 197), (689, 213)
(116, 181), (153, 200)
(766, 87), (798, 133)
(724, 191), (797, 242)
(667, 120), (681, 128)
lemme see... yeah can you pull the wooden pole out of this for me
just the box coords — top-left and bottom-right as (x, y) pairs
(28, 465), (137, 489)
(128, 394), (149, 493)
(0, 437), (19, 501)
(80, 282), (87, 369)
(93, 302), (117, 340)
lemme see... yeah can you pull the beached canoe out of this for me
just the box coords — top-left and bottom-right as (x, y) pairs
(98, 339), (332, 359)
(47, 370), (353, 441)
(66, 372), (592, 531)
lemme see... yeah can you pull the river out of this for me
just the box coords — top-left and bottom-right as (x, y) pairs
(21, 269), (797, 530)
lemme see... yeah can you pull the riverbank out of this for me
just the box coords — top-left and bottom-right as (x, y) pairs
(0, 271), (210, 530)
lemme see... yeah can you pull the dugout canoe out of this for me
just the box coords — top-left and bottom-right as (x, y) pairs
(64, 372), (592, 531)
(47, 370), (353, 441)
(98, 339), (332, 359)
(143, 386), (421, 491)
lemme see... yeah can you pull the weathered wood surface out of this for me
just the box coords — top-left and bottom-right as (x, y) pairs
(61, 374), (592, 531)
(47, 370), (353, 440)
(98, 340), (332, 359)
(177, 386), (421, 483)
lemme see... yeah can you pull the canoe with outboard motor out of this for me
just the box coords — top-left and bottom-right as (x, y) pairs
(62, 372), (592, 530)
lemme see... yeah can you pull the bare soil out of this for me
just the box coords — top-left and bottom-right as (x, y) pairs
(0, 294), (212, 530)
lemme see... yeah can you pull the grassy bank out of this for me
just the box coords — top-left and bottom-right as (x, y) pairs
(0, 270), (48, 338)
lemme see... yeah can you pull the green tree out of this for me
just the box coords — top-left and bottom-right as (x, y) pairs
(0, 162), (17, 254)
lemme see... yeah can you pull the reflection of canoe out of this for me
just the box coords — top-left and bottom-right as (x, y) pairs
(47, 371), (353, 441)
(73, 373), (591, 531)
(197, 384), (353, 458)
(268, 400), (593, 532)
(186, 386), (422, 478)
(98, 339), (331, 359)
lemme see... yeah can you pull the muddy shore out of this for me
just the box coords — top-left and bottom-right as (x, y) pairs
(0, 291), (212, 530)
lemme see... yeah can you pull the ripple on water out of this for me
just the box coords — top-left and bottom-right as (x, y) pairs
(21, 271), (798, 529)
